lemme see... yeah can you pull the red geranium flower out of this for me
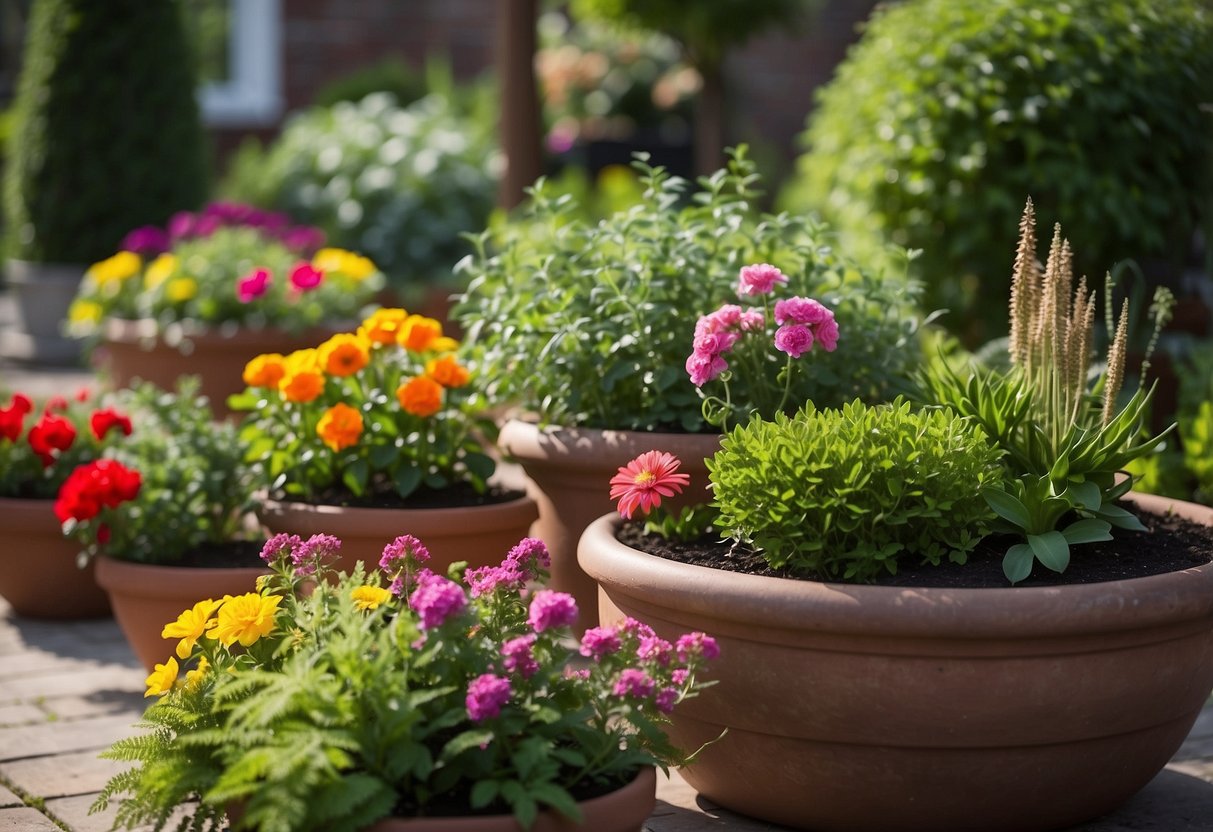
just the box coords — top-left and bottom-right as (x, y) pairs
(90, 408), (133, 441)
(45, 396), (68, 412)
(0, 401), (27, 442)
(27, 413), (77, 467)
(11, 394), (32, 415)
(609, 451), (691, 519)
(54, 460), (142, 523)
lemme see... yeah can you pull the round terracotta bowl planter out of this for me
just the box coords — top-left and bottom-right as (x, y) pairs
(99, 319), (337, 418)
(0, 497), (110, 619)
(257, 494), (539, 577)
(577, 493), (1213, 832)
(498, 419), (719, 628)
(94, 556), (268, 672)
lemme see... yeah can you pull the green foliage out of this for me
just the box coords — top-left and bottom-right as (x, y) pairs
(709, 399), (1002, 581)
(784, 0), (1213, 341)
(4, 0), (208, 263)
(220, 91), (499, 298)
(455, 148), (922, 432)
(95, 543), (717, 830)
(63, 379), (258, 564)
(311, 58), (427, 109)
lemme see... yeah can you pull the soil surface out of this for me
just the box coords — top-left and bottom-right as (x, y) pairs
(618, 503), (1213, 588)
(291, 482), (524, 511)
(171, 539), (267, 569)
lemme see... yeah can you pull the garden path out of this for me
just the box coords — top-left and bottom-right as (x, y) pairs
(1, 597), (1211, 831)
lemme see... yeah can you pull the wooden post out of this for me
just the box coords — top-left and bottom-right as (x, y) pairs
(496, 0), (542, 210)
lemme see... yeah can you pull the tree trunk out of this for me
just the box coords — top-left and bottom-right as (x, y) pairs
(496, 0), (542, 210)
(694, 58), (726, 177)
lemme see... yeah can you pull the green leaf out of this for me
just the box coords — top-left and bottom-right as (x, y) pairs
(1096, 504), (1148, 532)
(1002, 542), (1034, 584)
(342, 459), (369, 496)
(983, 486), (1031, 530)
(463, 451), (496, 481)
(393, 466), (422, 499)
(529, 782), (583, 822)
(439, 729), (495, 761)
(1028, 531), (1070, 573)
(1067, 480), (1101, 511)
(368, 443), (398, 469)
(1060, 518), (1113, 545)
(471, 779), (499, 809)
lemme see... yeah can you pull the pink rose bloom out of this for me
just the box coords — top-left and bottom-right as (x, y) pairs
(237, 268), (272, 303)
(466, 673), (512, 721)
(686, 350), (728, 387)
(774, 324), (814, 358)
(612, 668), (656, 699)
(408, 572), (467, 629)
(579, 626), (623, 661)
(737, 263), (788, 297)
(775, 296), (831, 326)
(289, 262), (324, 291)
(738, 309), (765, 331)
(816, 317), (840, 352)
(528, 590), (579, 632)
(696, 304), (743, 335)
(693, 331), (734, 355)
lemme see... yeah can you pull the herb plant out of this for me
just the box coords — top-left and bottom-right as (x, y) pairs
(455, 147), (921, 432)
(920, 202), (1173, 582)
(94, 534), (717, 831)
(709, 399), (1002, 581)
(230, 309), (497, 503)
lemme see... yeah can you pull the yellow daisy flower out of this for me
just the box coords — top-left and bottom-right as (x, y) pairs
(184, 656), (211, 691)
(351, 585), (393, 611)
(144, 254), (178, 290)
(144, 656), (179, 698)
(206, 593), (282, 648)
(161, 598), (223, 660)
(165, 277), (198, 303)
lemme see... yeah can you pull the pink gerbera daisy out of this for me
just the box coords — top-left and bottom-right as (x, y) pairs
(609, 451), (691, 519)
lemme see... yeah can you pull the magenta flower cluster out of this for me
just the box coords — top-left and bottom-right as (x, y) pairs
(258, 532), (339, 577)
(121, 201), (325, 257)
(380, 534), (432, 597)
(465, 537), (551, 598)
(408, 571), (467, 629)
(466, 673), (512, 721)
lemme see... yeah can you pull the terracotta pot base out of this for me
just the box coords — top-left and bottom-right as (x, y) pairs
(0, 497), (110, 619)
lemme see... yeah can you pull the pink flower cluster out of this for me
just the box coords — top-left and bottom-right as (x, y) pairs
(464, 537), (550, 598)
(501, 634), (539, 678)
(380, 534), (432, 596)
(258, 533), (340, 577)
(409, 571), (467, 629)
(466, 673), (512, 721)
(773, 297), (839, 359)
(737, 263), (788, 296)
(527, 590), (578, 632)
(686, 304), (765, 387)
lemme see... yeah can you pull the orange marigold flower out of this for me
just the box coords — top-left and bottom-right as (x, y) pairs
(318, 333), (370, 377)
(317, 402), (363, 451)
(397, 376), (443, 417)
(397, 315), (443, 353)
(359, 308), (408, 345)
(279, 370), (325, 403)
(426, 355), (470, 388)
(243, 353), (287, 389)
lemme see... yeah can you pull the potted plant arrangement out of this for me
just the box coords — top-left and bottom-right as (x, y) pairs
(454, 147), (921, 623)
(92, 532), (718, 831)
(66, 201), (385, 415)
(60, 380), (267, 670)
(230, 308), (538, 573)
(577, 204), (1213, 831)
(1, 0), (207, 365)
(0, 388), (133, 618)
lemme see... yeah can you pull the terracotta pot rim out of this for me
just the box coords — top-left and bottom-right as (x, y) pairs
(257, 492), (539, 532)
(499, 418), (721, 462)
(102, 317), (343, 347)
(95, 554), (269, 599)
(578, 492), (1213, 639)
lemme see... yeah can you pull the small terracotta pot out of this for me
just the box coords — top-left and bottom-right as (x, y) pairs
(498, 419), (719, 629)
(578, 493), (1213, 832)
(94, 556), (268, 671)
(0, 496), (110, 619)
(365, 767), (654, 831)
(99, 319), (338, 418)
(257, 493), (539, 577)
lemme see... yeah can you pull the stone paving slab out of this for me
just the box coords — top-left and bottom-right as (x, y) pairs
(0, 785), (20, 809)
(0, 749), (131, 801)
(0, 808), (60, 831)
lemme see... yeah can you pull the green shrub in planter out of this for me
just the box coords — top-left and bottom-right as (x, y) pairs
(709, 398), (1003, 581)
(221, 92), (500, 299)
(783, 0), (1213, 341)
(3, 0), (208, 263)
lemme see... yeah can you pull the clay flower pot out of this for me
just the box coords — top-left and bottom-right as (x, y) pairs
(577, 493), (1213, 832)
(0, 496), (110, 619)
(94, 556), (268, 671)
(99, 319), (337, 418)
(257, 493), (539, 577)
(498, 419), (719, 627)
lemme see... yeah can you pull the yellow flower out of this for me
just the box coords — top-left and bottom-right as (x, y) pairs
(318, 333), (370, 377)
(165, 277), (198, 303)
(144, 254), (178, 290)
(285, 348), (320, 373)
(206, 593), (283, 648)
(351, 585), (392, 611)
(243, 353), (287, 389)
(317, 402), (363, 451)
(358, 308), (408, 345)
(397, 315), (443, 353)
(184, 655), (211, 691)
(144, 656), (179, 698)
(426, 354), (470, 388)
(313, 247), (377, 281)
(162, 598), (223, 659)
(397, 376), (443, 417)
(430, 336), (459, 354)
(68, 299), (103, 324)
(88, 251), (142, 286)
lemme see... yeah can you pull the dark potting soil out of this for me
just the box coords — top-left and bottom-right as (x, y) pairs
(291, 482), (524, 511)
(169, 539), (267, 569)
(618, 503), (1213, 588)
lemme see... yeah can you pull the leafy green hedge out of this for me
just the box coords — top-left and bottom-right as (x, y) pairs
(783, 0), (1213, 341)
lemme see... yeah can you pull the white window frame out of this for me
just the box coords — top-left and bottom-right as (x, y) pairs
(197, 0), (283, 127)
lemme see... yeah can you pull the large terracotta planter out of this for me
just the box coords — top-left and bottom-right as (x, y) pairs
(94, 556), (268, 671)
(577, 493), (1213, 832)
(257, 493), (539, 577)
(0, 496), (110, 619)
(498, 420), (719, 628)
(99, 319), (337, 417)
